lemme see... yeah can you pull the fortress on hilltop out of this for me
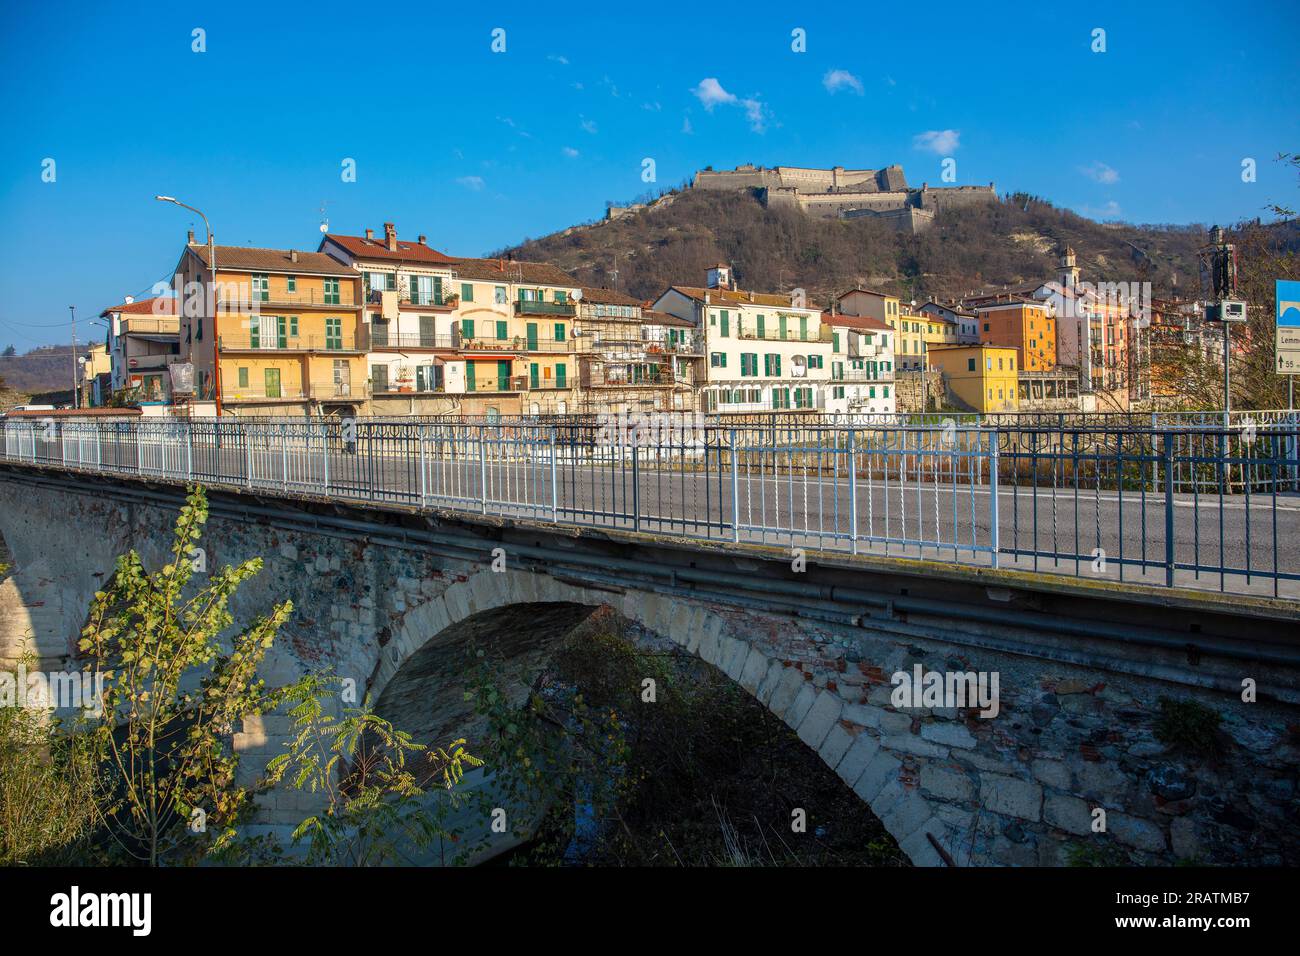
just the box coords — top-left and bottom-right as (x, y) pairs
(691, 163), (997, 233)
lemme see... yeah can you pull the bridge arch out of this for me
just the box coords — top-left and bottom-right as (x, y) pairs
(370, 569), (953, 866)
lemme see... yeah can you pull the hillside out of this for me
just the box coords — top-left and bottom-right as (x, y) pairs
(0, 345), (78, 399)
(500, 188), (1218, 306)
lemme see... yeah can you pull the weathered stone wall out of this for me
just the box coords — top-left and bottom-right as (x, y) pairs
(0, 471), (1295, 867)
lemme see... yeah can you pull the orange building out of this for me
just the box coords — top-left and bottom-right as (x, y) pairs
(972, 297), (1056, 372)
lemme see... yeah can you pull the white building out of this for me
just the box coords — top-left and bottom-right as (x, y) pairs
(823, 312), (897, 414)
(652, 265), (834, 414)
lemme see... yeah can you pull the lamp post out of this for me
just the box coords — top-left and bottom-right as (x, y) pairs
(155, 196), (221, 416)
(69, 305), (77, 409)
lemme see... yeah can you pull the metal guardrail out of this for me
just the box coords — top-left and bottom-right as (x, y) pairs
(1, 418), (1297, 598)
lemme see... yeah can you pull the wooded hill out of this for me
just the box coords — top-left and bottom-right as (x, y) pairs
(498, 187), (1225, 306)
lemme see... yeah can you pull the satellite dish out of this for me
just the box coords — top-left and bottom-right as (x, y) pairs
(320, 221), (329, 233)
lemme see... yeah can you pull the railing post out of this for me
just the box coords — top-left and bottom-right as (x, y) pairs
(1163, 432), (1175, 587)
(281, 423), (289, 490)
(321, 422), (330, 493)
(848, 429), (859, 554)
(632, 442), (641, 533)
(185, 422), (194, 479)
(550, 426), (559, 522)
(479, 425), (488, 514)
(988, 428), (1000, 569)
(244, 422), (253, 488)
(730, 428), (740, 543)
(419, 427), (428, 505)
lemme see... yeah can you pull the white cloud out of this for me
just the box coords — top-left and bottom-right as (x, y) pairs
(913, 129), (961, 156)
(548, 54), (569, 65)
(580, 116), (597, 134)
(692, 77), (736, 110)
(562, 146), (579, 158)
(682, 116), (694, 135)
(642, 101), (662, 112)
(456, 176), (485, 191)
(823, 69), (864, 95)
(691, 77), (769, 132)
(1079, 161), (1120, 184)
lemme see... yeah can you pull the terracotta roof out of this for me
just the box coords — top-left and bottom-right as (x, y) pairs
(99, 296), (177, 318)
(669, 286), (808, 309)
(823, 312), (892, 333)
(190, 244), (356, 276)
(447, 257), (577, 287)
(642, 310), (694, 328)
(323, 233), (456, 265)
(836, 287), (898, 301)
(971, 296), (1044, 310)
(580, 286), (642, 307)
(921, 300), (976, 318)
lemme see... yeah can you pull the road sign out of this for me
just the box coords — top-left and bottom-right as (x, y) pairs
(1277, 280), (1300, 374)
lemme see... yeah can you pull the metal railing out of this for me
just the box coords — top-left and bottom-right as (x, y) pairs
(1, 417), (1296, 598)
(219, 334), (361, 352)
(515, 299), (576, 317)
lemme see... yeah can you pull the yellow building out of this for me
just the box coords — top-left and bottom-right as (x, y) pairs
(927, 344), (1019, 413)
(836, 289), (933, 371)
(174, 239), (365, 416)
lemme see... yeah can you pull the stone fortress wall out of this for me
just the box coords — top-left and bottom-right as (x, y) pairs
(693, 163), (996, 233)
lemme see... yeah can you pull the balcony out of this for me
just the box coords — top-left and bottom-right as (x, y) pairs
(515, 298), (576, 317)
(218, 333), (362, 353)
(217, 289), (356, 310)
(735, 323), (831, 343)
(461, 334), (575, 353)
(222, 380), (364, 403)
(831, 368), (893, 383)
(363, 329), (458, 350)
(120, 316), (180, 335)
(582, 365), (675, 388)
(366, 288), (458, 311)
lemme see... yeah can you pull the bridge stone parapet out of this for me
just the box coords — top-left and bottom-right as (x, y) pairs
(0, 465), (1296, 866)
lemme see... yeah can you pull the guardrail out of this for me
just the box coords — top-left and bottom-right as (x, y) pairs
(2, 417), (1296, 598)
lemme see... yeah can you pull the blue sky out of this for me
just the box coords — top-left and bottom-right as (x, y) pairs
(1, 0), (1297, 350)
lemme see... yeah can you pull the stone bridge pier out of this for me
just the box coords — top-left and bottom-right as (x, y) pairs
(1, 466), (1297, 866)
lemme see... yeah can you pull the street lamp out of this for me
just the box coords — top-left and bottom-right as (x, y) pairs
(69, 304), (77, 409)
(156, 195), (221, 415)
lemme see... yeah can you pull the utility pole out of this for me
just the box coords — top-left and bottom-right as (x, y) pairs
(69, 305), (77, 409)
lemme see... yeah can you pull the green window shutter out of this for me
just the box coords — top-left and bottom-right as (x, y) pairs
(800, 317), (808, 340)
(496, 320), (507, 340)
(461, 283), (474, 302)
(466, 362), (476, 390)
(249, 315), (259, 349)
(277, 316), (287, 349)
(530, 363), (539, 389)
(556, 363), (566, 388)
(238, 367), (248, 388)
(720, 310), (729, 337)
(833, 332), (840, 352)
(756, 315), (765, 338)
(779, 316), (788, 339)
(462, 318), (475, 338)
(554, 322), (564, 341)
(290, 316), (298, 337)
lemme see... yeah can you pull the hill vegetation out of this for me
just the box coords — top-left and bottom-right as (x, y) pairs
(500, 187), (1245, 306)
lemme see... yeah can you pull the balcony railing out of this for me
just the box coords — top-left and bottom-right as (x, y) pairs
(735, 324), (831, 343)
(120, 316), (180, 335)
(223, 380), (364, 402)
(461, 335), (574, 353)
(515, 299), (576, 317)
(218, 289), (356, 309)
(366, 289), (458, 310)
(218, 334), (361, 352)
(363, 330), (458, 350)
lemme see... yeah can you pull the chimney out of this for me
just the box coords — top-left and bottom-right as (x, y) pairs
(187, 230), (195, 244)
(417, 234), (427, 245)
(383, 222), (397, 251)
(290, 249), (299, 263)
(124, 295), (135, 305)
(365, 228), (374, 241)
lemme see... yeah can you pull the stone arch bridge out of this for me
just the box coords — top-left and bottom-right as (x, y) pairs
(0, 463), (1297, 866)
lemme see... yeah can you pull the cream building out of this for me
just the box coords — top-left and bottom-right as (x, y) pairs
(824, 312), (897, 414)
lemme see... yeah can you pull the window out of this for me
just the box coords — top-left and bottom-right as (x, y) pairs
(371, 364), (388, 393)
(833, 386), (845, 399)
(764, 354), (782, 376)
(556, 362), (567, 388)
(554, 322), (565, 342)
(494, 286), (507, 304)
(719, 310), (730, 337)
(251, 274), (269, 302)
(237, 367), (249, 388)
(555, 291), (568, 304)
(461, 318), (475, 338)
(496, 320), (508, 340)
(263, 367), (281, 399)
(289, 316), (298, 337)
(323, 279), (340, 305)
(983, 323), (990, 332)
(286, 276), (296, 293)
(832, 332), (840, 352)
(710, 352), (727, 368)
(461, 283), (474, 302)
(807, 354), (823, 369)
(986, 358), (993, 370)
(740, 353), (758, 376)
(325, 317), (342, 350)
(998, 358), (1004, 370)
(967, 358), (976, 372)
(882, 386), (890, 398)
